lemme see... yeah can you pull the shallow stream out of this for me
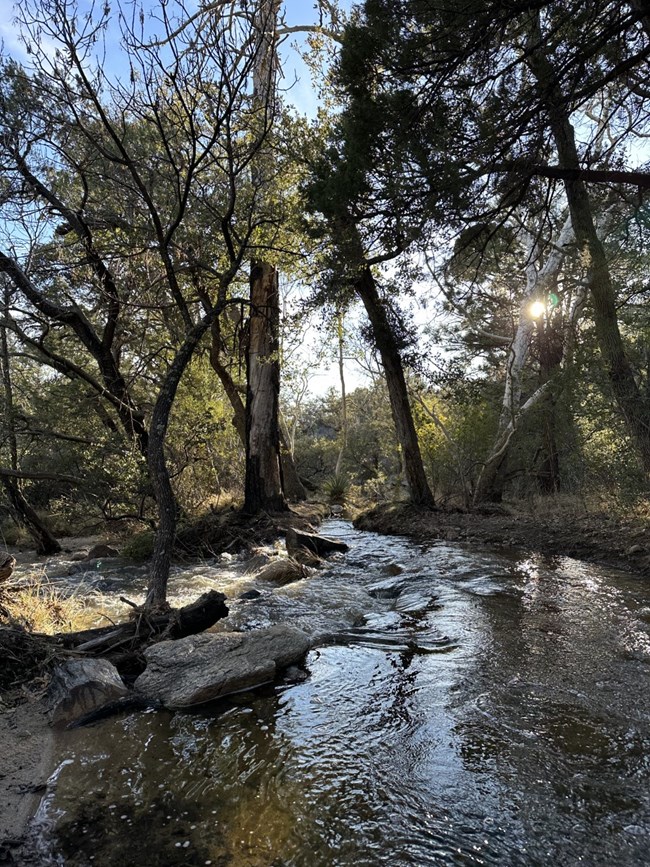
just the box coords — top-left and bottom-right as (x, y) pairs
(31, 520), (650, 865)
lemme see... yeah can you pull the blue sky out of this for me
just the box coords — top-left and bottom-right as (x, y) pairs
(0, 0), (352, 117)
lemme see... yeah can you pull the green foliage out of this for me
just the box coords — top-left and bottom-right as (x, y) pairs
(121, 530), (155, 562)
(321, 473), (350, 504)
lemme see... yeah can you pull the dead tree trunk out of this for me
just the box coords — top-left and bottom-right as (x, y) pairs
(244, 262), (288, 513)
(210, 316), (304, 501)
(473, 218), (573, 505)
(243, 0), (288, 515)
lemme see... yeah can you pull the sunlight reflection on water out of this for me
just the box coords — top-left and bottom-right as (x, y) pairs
(32, 520), (650, 866)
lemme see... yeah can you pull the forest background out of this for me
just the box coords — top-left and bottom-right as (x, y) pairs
(0, 0), (649, 608)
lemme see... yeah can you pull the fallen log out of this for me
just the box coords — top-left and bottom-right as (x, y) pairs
(58, 590), (229, 654)
(1, 591), (230, 685)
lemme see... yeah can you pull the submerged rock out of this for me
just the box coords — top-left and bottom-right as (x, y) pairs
(134, 625), (311, 709)
(48, 659), (129, 727)
(367, 577), (410, 599)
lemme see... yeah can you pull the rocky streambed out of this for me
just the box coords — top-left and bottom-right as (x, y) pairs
(13, 518), (650, 866)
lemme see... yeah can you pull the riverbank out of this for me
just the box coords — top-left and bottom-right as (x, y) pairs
(0, 502), (332, 862)
(0, 693), (55, 865)
(355, 499), (650, 578)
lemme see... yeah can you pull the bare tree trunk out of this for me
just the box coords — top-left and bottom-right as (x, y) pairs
(528, 13), (650, 475)
(210, 316), (304, 500)
(1, 478), (61, 554)
(244, 262), (287, 513)
(473, 218), (573, 505)
(355, 266), (435, 508)
(243, 0), (288, 514)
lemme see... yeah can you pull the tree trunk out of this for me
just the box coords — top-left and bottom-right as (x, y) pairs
(528, 15), (650, 475)
(1, 478), (61, 554)
(355, 266), (435, 508)
(0, 284), (61, 553)
(210, 316), (305, 501)
(334, 308), (348, 476)
(243, 0), (287, 514)
(473, 218), (573, 506)
(244, 262), (287, 514)
(146, 313), (217, 608)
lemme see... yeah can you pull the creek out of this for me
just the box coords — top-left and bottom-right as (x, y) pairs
(30, 520), (650, 866)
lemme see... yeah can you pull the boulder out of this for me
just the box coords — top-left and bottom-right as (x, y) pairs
(48, 658), (129, 727)
(257, 558), (305, 585)
(285, 527), (349, 558)
(134, 625), (311, 709)
(69, 551), (88, 562)
(84, 543), (119, 559)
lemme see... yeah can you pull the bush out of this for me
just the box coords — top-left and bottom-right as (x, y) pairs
(321, 473), (350, 504)
(121, 530), (155, 561)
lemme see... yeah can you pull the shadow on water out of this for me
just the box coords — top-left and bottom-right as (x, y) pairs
(32, 521), (650, 866)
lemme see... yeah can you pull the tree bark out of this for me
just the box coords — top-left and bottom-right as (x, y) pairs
(244, 262), (288, 513)
(473, 218), (573, 505)
(1, 478), (61, 555)
(242, 0), (288, 515)
(527, 16), (650, 475)
(0, 284), (61, 553)
(210, 315), (305, 501)
(146, 313), (219, 608)
(355, 266), (435, 508)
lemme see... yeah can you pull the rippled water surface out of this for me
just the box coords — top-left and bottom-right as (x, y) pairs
(33, 521), (650, 865)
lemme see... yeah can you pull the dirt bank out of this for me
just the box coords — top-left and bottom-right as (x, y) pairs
(0, 694), (56, 866)
(355, 501), (650, 578)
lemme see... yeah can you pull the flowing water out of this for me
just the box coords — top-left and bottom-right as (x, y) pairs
(31, 520), (650, 866)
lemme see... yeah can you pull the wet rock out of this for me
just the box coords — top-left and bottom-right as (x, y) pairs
(70, 551), (89, 561)
(134, 625), (311, 709)
(367, 577), (409, 599)
(239, 589), (262, 600)
(257, 558), (305, 585)
(282, 665), (309, 684)
(85, 544), (119, 560)
(285, 527), (349, 558)
(48, 659), (129, 727)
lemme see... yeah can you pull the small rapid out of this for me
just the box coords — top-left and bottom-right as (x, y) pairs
(30, 520), (650, 866)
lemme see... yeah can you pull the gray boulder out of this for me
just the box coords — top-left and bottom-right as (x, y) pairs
(48, 658), (129, 727)
(134, 625), (311, 709)
(85, 543), (119, 559)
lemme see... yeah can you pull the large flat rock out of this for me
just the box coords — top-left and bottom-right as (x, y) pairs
(134, 625), (311, 709)
(48, 658), (129, 727)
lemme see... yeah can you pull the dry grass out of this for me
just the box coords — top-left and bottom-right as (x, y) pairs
(0, 572), (95, 635)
